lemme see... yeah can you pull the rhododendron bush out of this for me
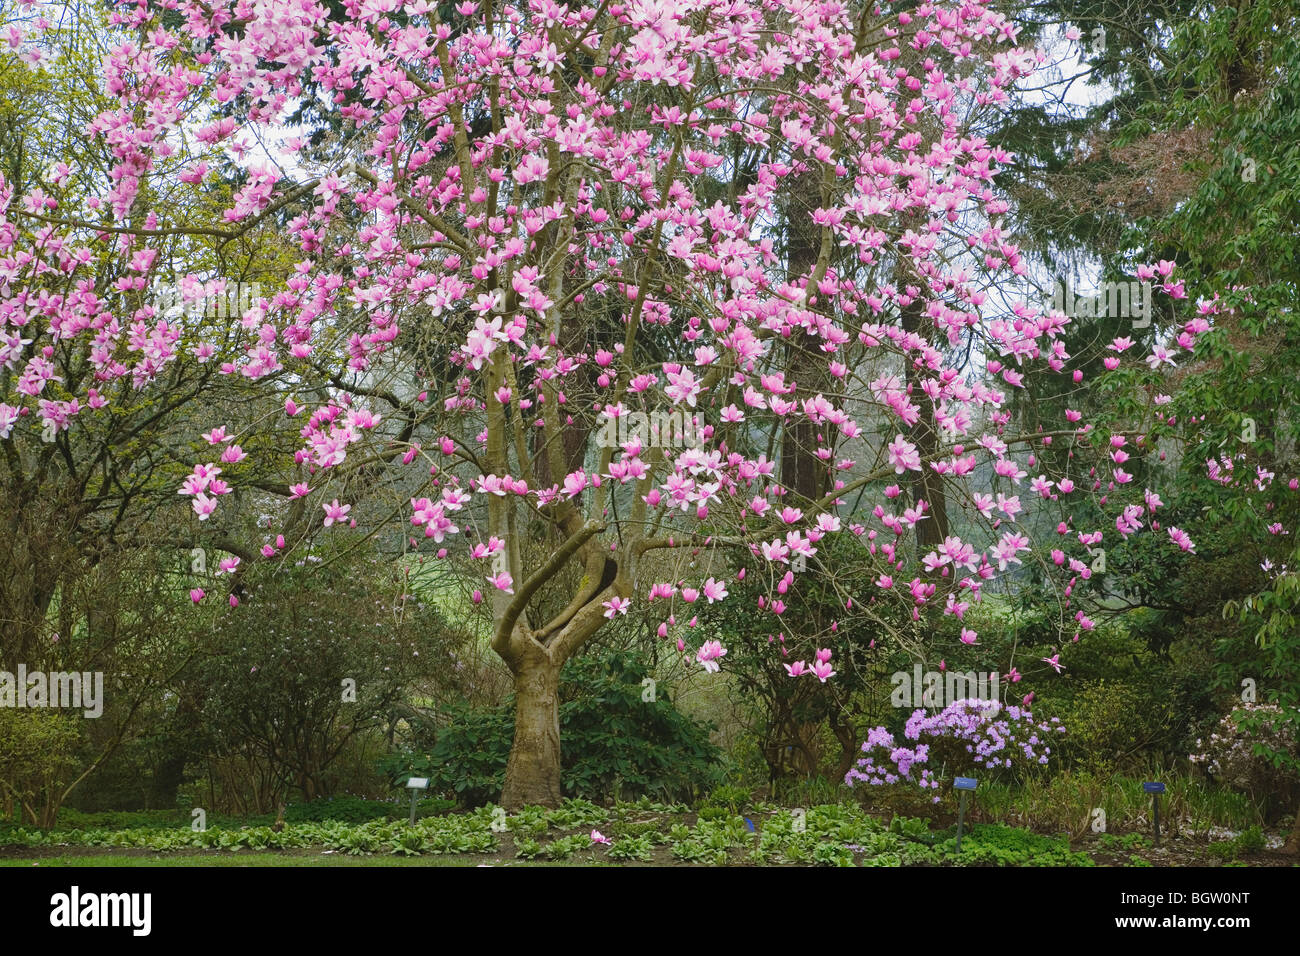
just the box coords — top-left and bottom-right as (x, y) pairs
(1190, 703), (1300, 809)
(0, 0), (1224, 806)
(846, 699), (1063, 797)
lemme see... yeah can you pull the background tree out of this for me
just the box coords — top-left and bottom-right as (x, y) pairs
(181, 551), (467, 811)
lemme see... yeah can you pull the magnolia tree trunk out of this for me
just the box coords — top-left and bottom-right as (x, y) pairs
(501, 657), (564, 809)
(491, 520), (614, 810)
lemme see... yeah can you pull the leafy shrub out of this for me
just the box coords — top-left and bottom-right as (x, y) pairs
(700, 533), (913, 784)
(505, 806), (549, 838)
(186, 554), (469, 810)
(558, 652), (723, 801)
(0, 710), (82, 827)
(382, 650), (722, 805)
(701, 784), (750, 812)
(384, 705), (511, 807)
(862, 851), (902, 867)
(1190, 703), (1300, 818)
(284, 795), (456, 823)
(1052, 680), (1173, 775)
(1206, 825), (1267, 861)
(43, 808), (181, 831)
(1236, 824), (1267, 853)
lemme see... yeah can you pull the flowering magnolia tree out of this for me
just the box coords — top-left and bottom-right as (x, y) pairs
(1, 0), (1223, 807)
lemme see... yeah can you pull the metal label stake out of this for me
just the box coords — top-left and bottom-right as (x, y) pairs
(1143, 781), (1165, 846)
(954, 777), (978, 853)
(406, 776), (429, 824)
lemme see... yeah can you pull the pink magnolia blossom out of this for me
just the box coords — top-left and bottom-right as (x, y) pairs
(811, 660), (836, 683)
(322, 500), (351, 527)
(696, 640), (727, 673)
(603, 597), (631, 618)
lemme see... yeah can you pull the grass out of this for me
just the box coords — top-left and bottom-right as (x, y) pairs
(970, 772), (1261, 837)
(770, 776), (846, 809)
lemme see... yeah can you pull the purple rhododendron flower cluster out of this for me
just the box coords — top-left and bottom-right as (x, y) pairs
(846, 699), (1065, 795)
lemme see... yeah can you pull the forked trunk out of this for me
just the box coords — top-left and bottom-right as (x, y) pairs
(492, 526), (614, 809)
(500, 658), (563, 809)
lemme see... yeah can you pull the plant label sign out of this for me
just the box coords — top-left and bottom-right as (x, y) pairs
(954, 777), (978, 791)
(1142, 782), (1166, 794)
(407, 777), (429, 790)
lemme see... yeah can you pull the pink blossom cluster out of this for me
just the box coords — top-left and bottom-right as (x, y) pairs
(0, 0), (1248, 683)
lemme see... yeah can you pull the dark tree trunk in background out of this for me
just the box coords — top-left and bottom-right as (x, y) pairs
(780, 165), (832, 505)
(900, 297), (949, 549)
(148, 753), (188, 810)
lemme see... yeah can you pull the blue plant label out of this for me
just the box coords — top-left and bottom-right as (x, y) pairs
(954, 777), (978, 791)
(1143, 781), (1166, 794)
